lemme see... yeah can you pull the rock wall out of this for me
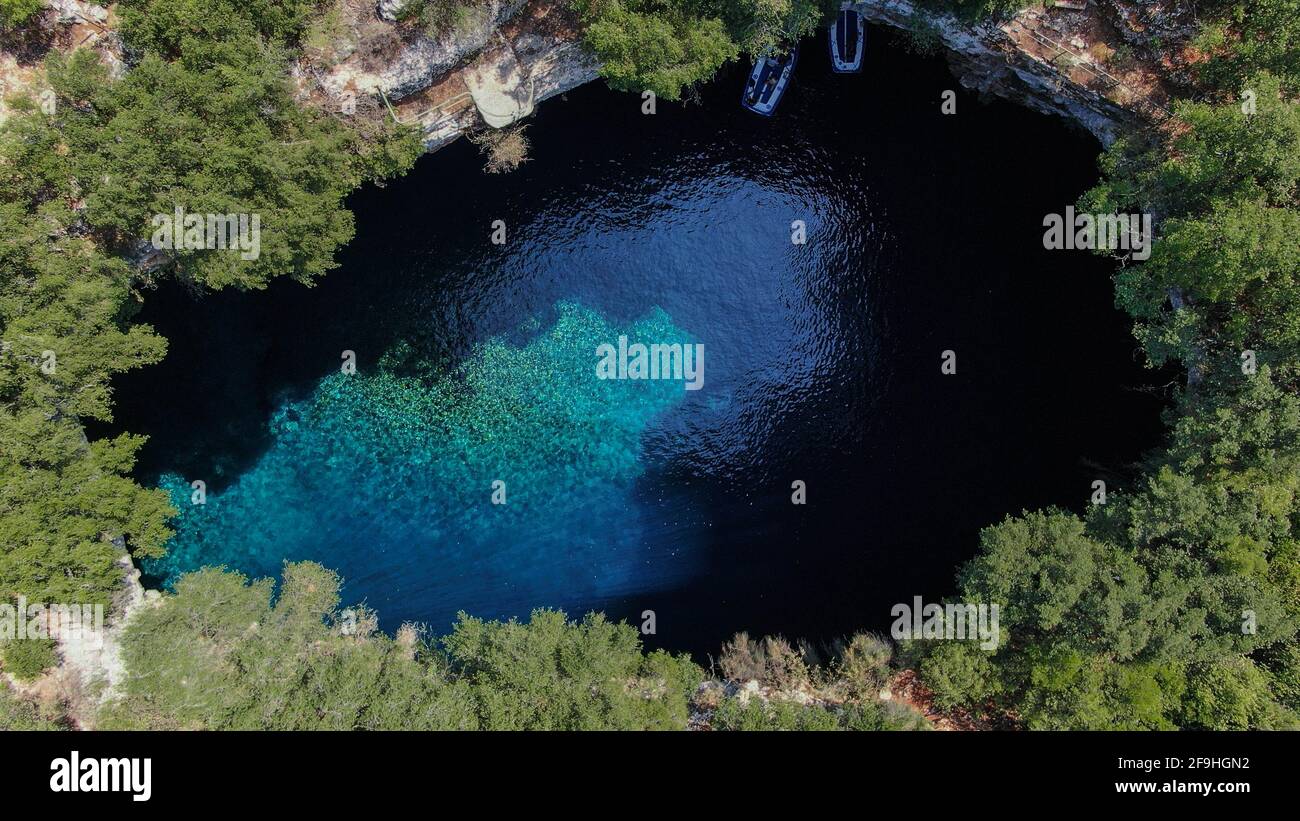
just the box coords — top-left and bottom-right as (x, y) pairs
(857, 0), (1140, 144)
(369, 0), (1149, 153)
(419, 32), (597, 151)
(317, 0), (532, 101)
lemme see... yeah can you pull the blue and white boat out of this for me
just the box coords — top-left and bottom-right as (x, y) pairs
(741, 46), (799, 116)
(829, 3), (865, 73)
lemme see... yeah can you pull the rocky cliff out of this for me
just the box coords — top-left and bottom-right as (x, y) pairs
(302, 0), (1177, 151)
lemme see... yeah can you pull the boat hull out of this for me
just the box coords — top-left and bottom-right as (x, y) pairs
(741, 46), (800, 116)
(830, 7), (865, 73)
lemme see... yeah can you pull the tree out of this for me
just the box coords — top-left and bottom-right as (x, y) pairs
(0, 106), (174, 606)
(1180, 657), (1298, 730)
(573, 0), (739, 101)
(1196, 0), (1300, 95)
(0, 0), (41, 30)
(723, 0), (824, 57)
(102, 563), (704, 730)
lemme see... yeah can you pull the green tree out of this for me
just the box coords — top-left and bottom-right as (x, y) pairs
(1196, 0), (1300, 95)
(0, 0), (41, 30)
(1180, 657), (1298, 729)
(573, 0), (739, 101)
(723, 0), (824, 57)
(102, 563), (704, 730)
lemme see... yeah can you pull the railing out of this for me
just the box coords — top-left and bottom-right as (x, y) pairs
(1003, 18), (1174, 122)
(381, 86), (475, 128)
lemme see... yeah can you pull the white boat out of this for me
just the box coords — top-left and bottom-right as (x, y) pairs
(741, 46), (799, 116)
(829, 3), (865, 74)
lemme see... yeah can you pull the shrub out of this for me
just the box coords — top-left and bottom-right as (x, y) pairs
(0, 684), (61, 730)
(469, 125), (532, 174)
(0, 638), (58, 681)
(718, 632), (810, 690)
(917, 641), (996, 712)
(834, 632), (893, 697)
(0, 0), (41, 30)
(711, 696), (840, 730)
(103, 564), (704, 730)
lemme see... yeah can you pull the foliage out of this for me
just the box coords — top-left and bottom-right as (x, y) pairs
(0, 683), (62, 729)
(1179, 657), (1298, 729)
(0, 0), (422, 617)
(0, 102), (174, 606)
(105, 564), (941, 731)
(1196, 0), (1300, 95)
(709, 693), (929, 730)
(896, 11), (944, 58)
(468, 125), (532, 173)
(718, 632), (811, 689)
(0, 638), (57, 681)
(397, 0), (493, 39)
(913, 27), (1300, 727)
(910, 0), (1038, 24)
(445, 608), (702, 729)
(116, 0), (321, 56)
(2, 0), (1297, 735)
(102, 563), (702, 730)
(711, 696), (843, 729)
(0, 0), (40, 30)
(572, 0), (739, 101)
(832, 632), (893, 698)
(722, 0), (824, 58)
(47, 46), (352, 290)
(570, 0), (833, 101)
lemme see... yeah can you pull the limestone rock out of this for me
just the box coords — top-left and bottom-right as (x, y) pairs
(377, 0), (530, 100)
(377, 0), (410, 22)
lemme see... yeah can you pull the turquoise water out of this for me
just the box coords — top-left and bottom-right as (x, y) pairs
(147, 303), (702, 617)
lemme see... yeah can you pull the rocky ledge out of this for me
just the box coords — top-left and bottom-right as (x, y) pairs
(303, 0), (1179, 151)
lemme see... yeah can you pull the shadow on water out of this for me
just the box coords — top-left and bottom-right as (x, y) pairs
(99, 28), (1170, 657)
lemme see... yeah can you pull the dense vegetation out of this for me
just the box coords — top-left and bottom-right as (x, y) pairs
(2, 1), (1299, 731)
(0, 0), (420, 677)
(88, 562), (924, 730)
(572, 0), (824, 100)
(0, 0), (40, 31)
(907, 2), (1300, 729)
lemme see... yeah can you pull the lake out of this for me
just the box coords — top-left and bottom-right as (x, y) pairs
(104, 30), (1166, 657)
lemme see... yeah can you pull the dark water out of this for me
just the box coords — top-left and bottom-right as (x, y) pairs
(104, 31), (1166, 657)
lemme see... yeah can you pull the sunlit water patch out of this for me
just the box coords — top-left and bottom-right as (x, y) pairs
(147, 303), (701, 621)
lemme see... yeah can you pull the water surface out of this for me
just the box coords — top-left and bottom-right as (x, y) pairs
(107, 32), (1165, 656)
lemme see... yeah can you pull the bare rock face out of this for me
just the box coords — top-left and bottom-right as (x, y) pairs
(376, 0), (531, 100)
(41, 547), (161, 726)
(1095, 0), (1200, 85)
(418, 32), (597, 150)
(856, 0), (1140, 145)
(44, 0), (110, 25)
(377, 0), (410, 22)
(331, 0), (1162, 157)
(1103, 0), (1199, 47)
